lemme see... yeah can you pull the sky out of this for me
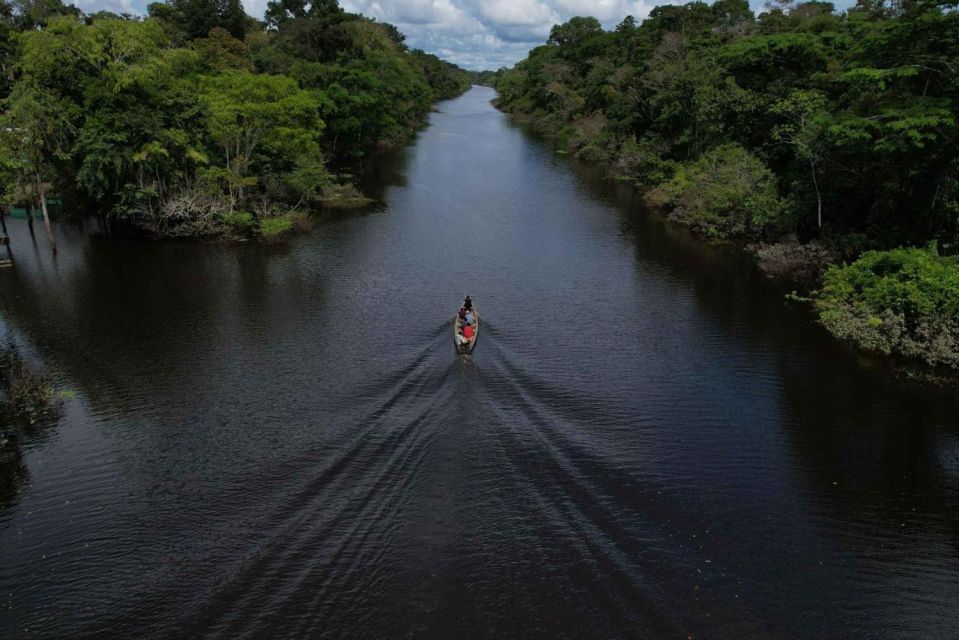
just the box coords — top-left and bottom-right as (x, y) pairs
(71, 0), (857, 70)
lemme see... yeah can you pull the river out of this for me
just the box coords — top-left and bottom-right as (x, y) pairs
(1, 86), (958, 639)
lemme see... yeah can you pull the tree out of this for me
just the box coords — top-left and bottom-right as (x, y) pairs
(0, 0), (15, 99)
(0, 86), (76, 252)
(199, 71), (326, 209)
(10, 0), (79, 31)
(547, 17), (602, 47)
(378, 20), (405, 46)
(616, 15), (636, 32)
(194, 26), (252, 70)
(264, 0), (341, 30)
(712, 0), (754, 33)
(772, 90), (830, 228)
(647, 144), (790, 239)
(0, 0), (468, 239)
(147, 0), (248, 40)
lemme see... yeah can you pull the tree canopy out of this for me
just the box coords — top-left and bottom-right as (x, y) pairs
(494, 1), (959, 247)
(0, 0), (471, 237)
(495, 1), (959, 370)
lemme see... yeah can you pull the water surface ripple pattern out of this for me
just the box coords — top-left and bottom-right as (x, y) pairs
(1, 87), (958, 639)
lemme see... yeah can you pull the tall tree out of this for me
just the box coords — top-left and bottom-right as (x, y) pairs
(0, 86), (76, 252)
(147, 0), (247, 40)
(199, 71), (326, 209)
(772, 90), (830, 228)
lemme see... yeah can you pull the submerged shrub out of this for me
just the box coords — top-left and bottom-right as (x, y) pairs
(218, 211), (255, 234)
(0, 348), (60, 427)
(646, 144), (791, 240)
(753, 236), (838, 283)
(566, 112), (609, 156)
(613, 136), (676, 185)
(318, 183), (375, 209)
(258, 214), (295, 240)
(289, 211), (312, 233)
(815, 245), (959, 369)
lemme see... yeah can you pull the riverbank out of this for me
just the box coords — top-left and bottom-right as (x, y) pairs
(4, 87), (959, 639)
(0, 5), (471, 245)
(495, 103), (959, 378)
(489, 1), (958, 376)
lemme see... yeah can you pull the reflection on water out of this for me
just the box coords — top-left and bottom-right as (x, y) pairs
(0, 87), (957, 639)
(0, 446), (28, 510)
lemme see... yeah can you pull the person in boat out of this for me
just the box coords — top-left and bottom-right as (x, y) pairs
(463, 322), (474, 340)
(458, 307), (467, 321)
(464, 310), (474, 326)
(463, 295), (473, 311)
(455, 328), (469, 348)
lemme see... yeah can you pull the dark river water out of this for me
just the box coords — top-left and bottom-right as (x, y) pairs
(1, 86), (958, 639)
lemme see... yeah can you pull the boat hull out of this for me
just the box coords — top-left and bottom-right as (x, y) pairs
(453, 308), (479, 355)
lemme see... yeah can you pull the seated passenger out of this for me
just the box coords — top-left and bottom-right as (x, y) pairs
(464, 311), (474, 325)
(463, 295), (473, 311)
(455, 330), (468, 347)
(463, 323), (474, 340)
(458, 307), (467, 321)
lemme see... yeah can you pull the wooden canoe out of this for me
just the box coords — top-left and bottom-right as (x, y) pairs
(453, 307), (479, 355)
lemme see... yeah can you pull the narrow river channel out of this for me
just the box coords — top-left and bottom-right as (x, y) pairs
(1, 86), (958, 639)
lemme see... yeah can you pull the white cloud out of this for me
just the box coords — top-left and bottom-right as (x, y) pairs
(242, 0), (270, 22)
(75, 0), (860, 70)
(553, 0), (643, 22)
(342, 0), (680, 69)
(73, 0), (139, 14)
(475, 0), (558, 27)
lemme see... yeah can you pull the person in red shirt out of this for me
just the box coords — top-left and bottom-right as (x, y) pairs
(463, 323), (474, 340)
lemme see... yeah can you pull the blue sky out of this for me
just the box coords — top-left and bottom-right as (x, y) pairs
(75, 0), (858, 70)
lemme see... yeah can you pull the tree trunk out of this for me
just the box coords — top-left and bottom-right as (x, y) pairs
(1, 206), (10, 262)
(811, 160), (822, 229)
(36, 178), (57, 254)
(25, 200), (35, 237)
(0, 206), (13, 266)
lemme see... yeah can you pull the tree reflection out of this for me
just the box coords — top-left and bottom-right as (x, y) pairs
(779, 352), (959, 543)
(0, 443), (28, 509)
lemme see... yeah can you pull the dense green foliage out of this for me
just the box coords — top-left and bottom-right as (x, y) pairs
(817, 246), (959, 368)
(0, 0), (470, 236)
(495, 0), (959, 370)
(495, 0), (959, 246)
(646, 143), (790, 239)
(471, 69), (499, 87)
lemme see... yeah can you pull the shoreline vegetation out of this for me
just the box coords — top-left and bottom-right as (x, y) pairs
(489, 0), (959, 375)
(0, 345), (61, 450)
(0, 0), (473, 244)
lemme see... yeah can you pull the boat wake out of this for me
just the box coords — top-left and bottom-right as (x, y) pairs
(140, 318), (711, 639)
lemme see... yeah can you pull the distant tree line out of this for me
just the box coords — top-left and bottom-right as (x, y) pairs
(0, 0), (471, 239)
(494, 0), (959, 372)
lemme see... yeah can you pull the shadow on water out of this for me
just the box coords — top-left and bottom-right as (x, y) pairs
(0, 446), (28, 510)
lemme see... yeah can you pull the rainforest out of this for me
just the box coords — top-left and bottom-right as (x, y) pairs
(491, 0), (959, 371)
(0, 0), (471, 240)
(2, 2), (959, 638)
